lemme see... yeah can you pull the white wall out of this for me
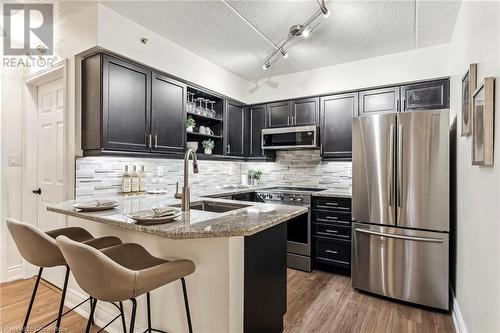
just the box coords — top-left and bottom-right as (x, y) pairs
(448, 2), (500, 332)
(246, 43), (451, 104)
(0, 69), (25, 281)
(96, 4), (249, 103)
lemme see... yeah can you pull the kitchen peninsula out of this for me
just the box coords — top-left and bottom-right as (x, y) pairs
(48, 194), (307, 333)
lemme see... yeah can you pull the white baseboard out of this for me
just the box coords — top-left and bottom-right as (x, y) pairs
(451, 288), (468, 333)
(65, 287), (146, 333)
(7, 264), (24, 282)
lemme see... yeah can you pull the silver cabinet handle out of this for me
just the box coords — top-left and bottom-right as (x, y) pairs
(320, 144), (323, 156)
(291, 116), (295, 126)
(287, 116), (290, 126)
(325, 229), (338, 234)
(146, 134), (152, 148)
(325, 216), (338, 220)
(325, 202), (338, 206)
(154, 134), (158, 148)
(397, 124), (403, 208)
(355, 228), (443, 243)
(325, 250), (338, 254)
(226, 145), (231, 154)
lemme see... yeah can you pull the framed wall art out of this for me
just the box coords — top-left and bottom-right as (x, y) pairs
(461, 63), (477, 136)
(472, 77), (495, 166)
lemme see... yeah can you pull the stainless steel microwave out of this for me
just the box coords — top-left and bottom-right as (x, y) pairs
(261, 125), (319, 150)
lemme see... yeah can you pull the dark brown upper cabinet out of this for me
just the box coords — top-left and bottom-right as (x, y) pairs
(249, 104), (267, 157)
(152, 73), (186, 153)
(320, 92), (358, 160)
(225, 100), (245, 156)
(291, 97), (319, 126)
(359, 86), (400, 115)
(267, 101), (291, 127)
(401, 79), (450, 111)
(81, 52), (185, 155)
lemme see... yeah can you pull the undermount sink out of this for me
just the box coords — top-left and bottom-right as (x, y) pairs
(174, 201), (251, 213)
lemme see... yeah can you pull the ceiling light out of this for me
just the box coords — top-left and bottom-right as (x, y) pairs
(323, 8), (330, 18)
(280, 49), (289, 59)
(262, 62), (271, 71)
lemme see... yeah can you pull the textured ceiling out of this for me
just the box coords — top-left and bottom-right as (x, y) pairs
(100, 0), (461, 81)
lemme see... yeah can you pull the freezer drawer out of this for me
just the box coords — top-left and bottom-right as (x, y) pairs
(352, 223), (449, 310)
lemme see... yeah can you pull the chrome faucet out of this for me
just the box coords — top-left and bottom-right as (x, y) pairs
(174, 149), (199, 211)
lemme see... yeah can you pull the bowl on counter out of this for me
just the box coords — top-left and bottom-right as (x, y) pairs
(187, 141), (198, 152)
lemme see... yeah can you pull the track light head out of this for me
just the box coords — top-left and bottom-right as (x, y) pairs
(302, 27), (311, 38)
(262, 62), (271, 71)
(323, 8), (330, 18)
(280, 48), (289, 59)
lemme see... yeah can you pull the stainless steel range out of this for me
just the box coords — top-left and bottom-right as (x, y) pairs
(256, 186), (325, 272)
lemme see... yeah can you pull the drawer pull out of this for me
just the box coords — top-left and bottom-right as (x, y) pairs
(325, 250), (338, 254)
(318, 205), (350, 210)
(325, 202), (338, 206)
(326, 216), (338, 220)
(325, 229), (338, 233)
(316, 219), (350, 224)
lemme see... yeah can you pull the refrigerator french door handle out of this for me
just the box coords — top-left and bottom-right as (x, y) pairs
(355, 228), (444, 243)
(397, 124), (403, 208)
(389, 125), (395, 207)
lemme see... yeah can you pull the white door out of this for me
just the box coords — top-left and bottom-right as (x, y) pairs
(35, 78), (65, 286)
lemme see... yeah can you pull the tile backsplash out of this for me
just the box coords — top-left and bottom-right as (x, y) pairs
(75, 150), (351, 198)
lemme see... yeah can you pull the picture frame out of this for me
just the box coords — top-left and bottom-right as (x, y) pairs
(461, 63), (477, 136)
(472, 77), (495, 166)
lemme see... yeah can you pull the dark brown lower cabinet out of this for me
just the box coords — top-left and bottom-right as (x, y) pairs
(312, 196), (352, 275)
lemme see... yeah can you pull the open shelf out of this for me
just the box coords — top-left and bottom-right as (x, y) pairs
(187, 111), (223, 122)
(187, 131), (222, 139)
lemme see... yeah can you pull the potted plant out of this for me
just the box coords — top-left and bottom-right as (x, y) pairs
(186, 116), (196, 132)
(248, 169), (263, 186)
(202, 139), (215, 155)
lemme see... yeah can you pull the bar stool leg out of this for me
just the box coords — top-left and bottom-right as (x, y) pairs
(181, 278), (193, 333)
(129, 298), (138, 333)
(146, 292), (152, 332)
(118, 302), (127, 333)
(21, 267), (43, 332)
(55, 265), (70, 332)
(85, 298), (97, 333)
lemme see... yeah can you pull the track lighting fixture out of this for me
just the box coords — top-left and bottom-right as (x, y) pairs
(261, 0), (329, 71)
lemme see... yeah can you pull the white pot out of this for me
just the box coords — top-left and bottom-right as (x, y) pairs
(187, 126), (194, 132)
(204, 148), (212, 155)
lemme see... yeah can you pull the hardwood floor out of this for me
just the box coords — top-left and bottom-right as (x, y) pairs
(1, 270), (455, 333)
(0, 277), (102, 332)
(284, 269), (455, 333)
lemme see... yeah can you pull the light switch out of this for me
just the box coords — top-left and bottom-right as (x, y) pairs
(8, 155), (22, 167)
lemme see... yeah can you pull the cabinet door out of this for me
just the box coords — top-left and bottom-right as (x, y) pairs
(152, 73), (186, 153)
(292, 97), (319, 126)
(401, 79), (450, 111)
(359, 86), (399, 115)
(268, 101), (291, 127)
(226, 100), (245, 156)
(320, 93), (358, 160)
(250, 104), (267, 157)
(102, 55), (151, 151)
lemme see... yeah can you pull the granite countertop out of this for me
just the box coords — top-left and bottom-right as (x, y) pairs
(47, 195), (307, 240)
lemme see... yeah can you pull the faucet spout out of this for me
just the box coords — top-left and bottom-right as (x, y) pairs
(179, 149), (198, 211)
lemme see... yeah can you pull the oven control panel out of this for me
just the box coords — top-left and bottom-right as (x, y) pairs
(256, 192), (310, 205)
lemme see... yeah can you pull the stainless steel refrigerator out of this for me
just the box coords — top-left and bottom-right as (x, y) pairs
(352, 109), (450, 310)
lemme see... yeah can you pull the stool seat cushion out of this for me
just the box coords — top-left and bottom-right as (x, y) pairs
(6, 218), (122, 268)
(56, 237), (196, 302)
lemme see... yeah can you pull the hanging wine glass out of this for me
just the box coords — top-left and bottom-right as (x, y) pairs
(203, 99), (210, 117)
(209, 101), (216, 118)
(196, 98), (204, 115)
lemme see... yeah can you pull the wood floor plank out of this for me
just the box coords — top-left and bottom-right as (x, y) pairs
(2, 270), (455, 333)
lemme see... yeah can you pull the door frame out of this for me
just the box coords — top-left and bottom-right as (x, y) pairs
(21, 60), (68, 278)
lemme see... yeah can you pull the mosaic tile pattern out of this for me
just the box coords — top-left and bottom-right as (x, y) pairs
(75, 150), (352, 198)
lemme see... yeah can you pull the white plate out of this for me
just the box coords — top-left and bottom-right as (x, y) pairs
(73, 201), (118, 212)
(130, 212), (181, 225)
